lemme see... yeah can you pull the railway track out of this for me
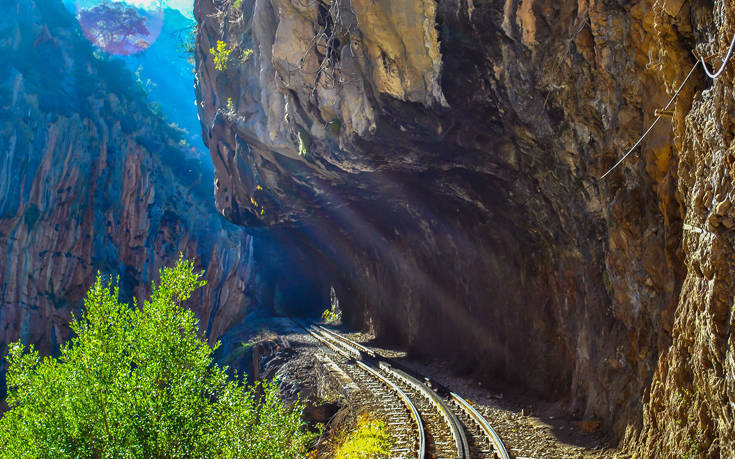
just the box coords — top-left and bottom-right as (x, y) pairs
(306, 324), (509, 459)
(306, 327), (423, 457)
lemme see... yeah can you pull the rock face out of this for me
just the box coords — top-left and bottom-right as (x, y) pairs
(195, 0), (735, 455)
(631, 1), (735, 456)
(0, 0), (269, 385)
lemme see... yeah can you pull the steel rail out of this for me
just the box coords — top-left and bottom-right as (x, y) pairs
(306, 327), (360, 360)
(451, 392), (509, 459)
(312, 325), (470, 458)
(307, 327), (425, 458)
(379, 362), (470, 459)
(356, 361), (426, 459)
(309, 324), (518, 459)
(313, 325), (376, 358)
(312, 326), (467, 457)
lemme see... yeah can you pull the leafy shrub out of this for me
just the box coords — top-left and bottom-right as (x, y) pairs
(180, 28), (196, 64)
(334, 415), (392, 458)
(210, 40), (232, 71)
(0, 257), (313, 458)
(321, 308), (340, 324)
(321, 287), (342, 324)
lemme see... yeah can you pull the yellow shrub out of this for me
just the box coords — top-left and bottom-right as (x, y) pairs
(210, 40), (232, 71)
(335, 415), (392, 458)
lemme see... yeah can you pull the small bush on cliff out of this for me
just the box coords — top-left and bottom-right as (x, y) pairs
(321, 286), (342, 324)
(180, 27), (197, 65)
(321, 307), (340, 324)
(0, 257), (312, 458)
(210, 40), (232, 71)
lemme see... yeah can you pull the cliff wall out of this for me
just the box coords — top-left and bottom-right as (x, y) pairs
(0, 0), (259, 383)
(632, 1), (735, 455)
(195, 0), (735, 455)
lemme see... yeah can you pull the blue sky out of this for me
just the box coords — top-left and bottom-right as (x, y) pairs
(129, 0), (194, 17)
(70, 0), (194, 18)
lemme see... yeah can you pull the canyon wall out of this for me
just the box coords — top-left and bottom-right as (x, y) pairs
(0, 0), (280, 384)
(632, 1), (735, 456)
(195, 0), (735, 455)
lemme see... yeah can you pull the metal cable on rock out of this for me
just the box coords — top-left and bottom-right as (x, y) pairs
(598, 60), (700, 180)
(700, 30), (735, 79)
(597, 27), (735, 180)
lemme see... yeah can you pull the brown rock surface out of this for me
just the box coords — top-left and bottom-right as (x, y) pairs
(194, 0), (735, 455)
(624, 1), (735, 456)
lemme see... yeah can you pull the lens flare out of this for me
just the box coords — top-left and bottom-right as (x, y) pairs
(75, 0), (164, 55)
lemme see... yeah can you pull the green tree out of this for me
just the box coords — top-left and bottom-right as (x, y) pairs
(0, 257), (312, 458)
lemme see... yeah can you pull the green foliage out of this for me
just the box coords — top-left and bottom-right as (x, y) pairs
(241, 47), (253, 63)
(321, 287), (342, 324)
(180, 28), (196, 64)
(297, 127), (312, 157)
(681, 438), (700, 459)
(208, 40), (252, 71)
(0, 257), (312, 458)
(321, 308), (339, 324)
(232, 0), (244, 10)
(673, 387), (703, 459)
(334, 415), (392, 459)
(210, 40), (232, 71)
(322, 287), (342, 324)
